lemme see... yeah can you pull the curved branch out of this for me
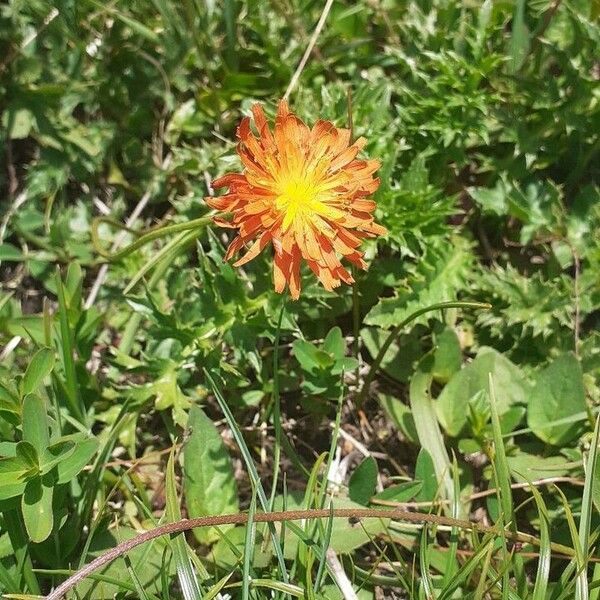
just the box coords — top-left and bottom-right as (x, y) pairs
(46, 507), (572, 600)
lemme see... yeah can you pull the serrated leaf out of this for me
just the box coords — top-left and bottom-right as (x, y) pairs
(365, 239), (473, 329)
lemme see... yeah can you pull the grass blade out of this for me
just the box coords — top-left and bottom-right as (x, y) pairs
(575, 416), (600, 600)
(204, 368), (290, 586)
(165, 447), (203, 600)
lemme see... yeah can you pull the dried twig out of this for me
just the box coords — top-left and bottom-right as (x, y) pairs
(45, 507), (575, 600)
(283, 0), (335, 100)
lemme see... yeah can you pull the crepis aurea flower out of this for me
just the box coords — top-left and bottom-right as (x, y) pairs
(206, 100), (387, 300)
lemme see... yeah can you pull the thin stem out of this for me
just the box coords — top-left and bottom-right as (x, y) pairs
(356, 301), (491, 406)
(269, 298), (287, 510)
(91, 216), (211, 261)
(283, 0), (335, 100)
(45, 506), (575, 600)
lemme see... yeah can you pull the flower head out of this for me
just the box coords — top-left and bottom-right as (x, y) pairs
(207, 100), (386, 300)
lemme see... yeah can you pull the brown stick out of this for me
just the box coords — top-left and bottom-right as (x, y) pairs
(45, 508), (574, 600)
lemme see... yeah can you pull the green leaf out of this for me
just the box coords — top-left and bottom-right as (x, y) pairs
(378, 393), (418, 443)
(415, 448), (438, 502)
(362, 327), (423, 383)
(16, 441), (39, 472)
(0, 446), (35, 499)
(527, 353), (586, 445)
(371, 481), (422, 503)
(292, 339), (334, 371)
(432, 327), (461, 383)
(3, 106), (34, 139)
(365, 238), (473, 329)
(183, 406), (239, 544)
(437, 347), (529, 437)
(21, 394), (50, 455)
(348, 456), (378, 506)
(21, 475), (54, 543)
(0, 243), (24, 261)
(55, 436), (99, 484)
(507, 452), (569, 483)
(509, 0), (530, 73)
(166, 448), (203, 599)
(22, 347), (55, 396)
(39, 440), (76, 475)
(410, 355), (453, 504)
(323, 327), (345, 360)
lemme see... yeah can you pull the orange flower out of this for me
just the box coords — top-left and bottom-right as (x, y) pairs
(207, 100), (386, 300)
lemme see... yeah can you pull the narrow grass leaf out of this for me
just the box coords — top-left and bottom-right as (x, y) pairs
(488, 374), (525, 595)
(204, 368), (289, 585)
(165, 447), (203, 600)
(530, 484), (551, 600)
(242, 491), (257, 600)
(575, 416), (600, 600)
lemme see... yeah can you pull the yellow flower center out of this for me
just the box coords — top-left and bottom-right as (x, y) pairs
(276, 176), (330, 231)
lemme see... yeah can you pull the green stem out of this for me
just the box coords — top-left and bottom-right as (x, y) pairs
(91, 216), (211, 261)
(269, 299), (287, 511)
(356, 301), (491, 406)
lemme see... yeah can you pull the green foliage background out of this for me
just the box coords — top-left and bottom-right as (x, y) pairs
(0, 0), (599, 597)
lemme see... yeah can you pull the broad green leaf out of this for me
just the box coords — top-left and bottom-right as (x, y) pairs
(527, 353), (586, 445)
(39, 440), (75, 475)
(183, 406), (239, 544)
(432, 327), (461, 383)
(507, 452), (570, 483)
(437, 347), (529, 436)
(322, 327), (345, 360)
(16, 441), (39, 472)
(0, 243), (24, 261)
(0, 454), (28, 499)
(348, 456), (378, 506)
(415, 448), (438, 502)
(21, 394), (50, 455)
(410, 355), (453, 504)
(22, 348), (55, 396)
(378, 393), (418, 443)
(362, 327), (423, 383)
(372, 481), (422, 503)
(21, 476), (54, 543)
(292, 340), (334, 371)
(56, 436), (99, 484)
